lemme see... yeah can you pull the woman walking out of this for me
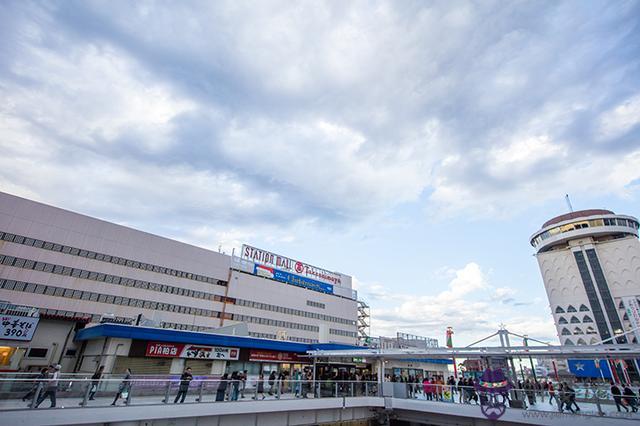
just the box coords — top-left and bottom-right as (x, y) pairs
(111, 368), (132, 406)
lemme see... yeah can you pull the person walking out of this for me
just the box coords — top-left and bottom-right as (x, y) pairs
(611, 381), (629, 412)
(268, 371), (276, 396)
(34, 364), (61, 408)
(240, 370), (248, 399)
(253, 373), (266, 400)
(88, 366), (104, 400)
(623, 385), (638, 413)
(547, 381), (557, 405)
(173, 367), (193, 403)
(229, 371), (240, 401)
(215, 373), (228, 401)
(22, 367), (48, 403)
(111, 368), (132, 406)
(80, 365), (104, 405)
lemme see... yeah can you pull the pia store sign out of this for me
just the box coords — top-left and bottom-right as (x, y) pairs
(241, 244), (342, 286)
(146, 342), (239, 360)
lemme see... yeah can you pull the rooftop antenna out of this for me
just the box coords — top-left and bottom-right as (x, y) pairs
(565, 194), (574, 212)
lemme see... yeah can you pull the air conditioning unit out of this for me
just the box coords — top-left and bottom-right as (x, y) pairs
(276, 330), (287, 340)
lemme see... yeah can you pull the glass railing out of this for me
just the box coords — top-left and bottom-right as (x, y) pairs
(0, 376), (638, 419)
(0, 377), (380, 410)
(391, 382), (639, 418)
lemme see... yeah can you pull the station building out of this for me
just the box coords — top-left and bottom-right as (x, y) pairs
(0, 191), (358, 372)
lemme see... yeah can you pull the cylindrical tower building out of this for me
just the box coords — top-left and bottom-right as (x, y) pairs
(530, 209), (640, 346)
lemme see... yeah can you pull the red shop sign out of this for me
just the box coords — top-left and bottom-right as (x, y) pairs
(249, 350), (304, 363)
(146, 342), (185, 357)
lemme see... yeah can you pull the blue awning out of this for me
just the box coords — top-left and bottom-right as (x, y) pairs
(75, 323), (360, 353)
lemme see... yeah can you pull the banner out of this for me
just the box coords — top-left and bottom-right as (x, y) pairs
(0, 315), (39, 341)
(146, 342), (239, 360)
(254, 264), (334, 294)
(568, 359), (612, 378)
(249, 350), (304, 363)
(242, 244), (342, 286)
(622, 297), (640, 343)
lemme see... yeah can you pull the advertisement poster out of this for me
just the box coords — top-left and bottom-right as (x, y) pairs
(0, 315), (39, 341)
(146, 342), (239, 360)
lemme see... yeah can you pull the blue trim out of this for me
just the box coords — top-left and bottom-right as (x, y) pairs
(75, 324), (359, 353)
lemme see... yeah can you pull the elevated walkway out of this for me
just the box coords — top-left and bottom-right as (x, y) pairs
(4, 396), (639, 426)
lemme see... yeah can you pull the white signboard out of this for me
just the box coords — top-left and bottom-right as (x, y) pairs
(241, 244), (343, 286)
(622, 297), (640, 343)
(0, 315), (39, 341)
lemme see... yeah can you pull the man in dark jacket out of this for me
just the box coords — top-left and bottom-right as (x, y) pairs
(611, 381), (628, 412)
(174, 367), (193, 403)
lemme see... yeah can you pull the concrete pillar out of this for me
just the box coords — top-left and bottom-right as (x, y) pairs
(170, 358), (185, 374)
(210, 360), (226, 375)
(377, 358), (384, 384)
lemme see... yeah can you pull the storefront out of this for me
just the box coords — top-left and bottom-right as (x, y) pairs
(74, 323), (361, 377)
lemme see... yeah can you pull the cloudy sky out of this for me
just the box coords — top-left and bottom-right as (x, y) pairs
(1, 1), (639, 346)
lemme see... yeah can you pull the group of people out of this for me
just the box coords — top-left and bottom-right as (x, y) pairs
(610, 381), (639, 413)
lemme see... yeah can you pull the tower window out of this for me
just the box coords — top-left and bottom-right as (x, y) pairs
(579, 304), (590, 312)
(555, 306), (565, 314)
(570, 316), (580, 324)
(567, 305), (577, 312)
(558, 316), (568, 324)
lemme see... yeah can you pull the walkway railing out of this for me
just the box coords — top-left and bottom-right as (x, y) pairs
(0, 376), (638, 420)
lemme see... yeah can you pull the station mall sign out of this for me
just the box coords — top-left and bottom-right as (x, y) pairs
(241, 244), (342, 286)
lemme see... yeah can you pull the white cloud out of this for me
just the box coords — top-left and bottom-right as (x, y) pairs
(358, 262), (558, 345)
(597, 93), (640, 141)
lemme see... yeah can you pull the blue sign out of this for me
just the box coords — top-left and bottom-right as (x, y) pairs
(254, 265), (334, 294)
(568, 359), (612, 378)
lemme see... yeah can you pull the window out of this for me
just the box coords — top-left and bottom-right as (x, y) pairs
(564, 339), (574, 346)
(567, 305), (577, 312)
(577, 338), (587, 345)
(570, 316), (580, 323)
(579, 304), (590, 312)
(573, 327), (584, 335)
(585, 326), (597, 334)
(555, 306), (565, 314)
(561, 328), (571, 336)
(27, 348), (48, 358)
(583, 315), (593, 323)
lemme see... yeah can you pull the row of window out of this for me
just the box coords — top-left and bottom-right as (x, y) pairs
(235, 298), (355, 325)
(0, 278), (221, 318)
(561, 326), (598, 335)
(0, 254), (356, 329)
(246, 332), (317, 343)
(330, 328), (357, 337)
(554, 304), (590, 314)
(0, 231), (225, 286)
(0, 254), (224, 301)
(531, 217), (639, 247)
(306, 300), (326, 309)
(232, 313), (319, 332)
(565, 336), (639, 345)
(558, 315), (593, 324)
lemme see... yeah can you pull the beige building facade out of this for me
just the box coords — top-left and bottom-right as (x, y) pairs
(0, 191), (358, 371)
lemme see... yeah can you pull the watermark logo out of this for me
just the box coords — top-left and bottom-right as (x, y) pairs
(475, 368), (512, 420)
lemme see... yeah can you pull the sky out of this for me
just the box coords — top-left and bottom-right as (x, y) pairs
(1, 1), (639, 346)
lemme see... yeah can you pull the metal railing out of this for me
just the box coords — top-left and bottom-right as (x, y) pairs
(0, 376), (638, 419)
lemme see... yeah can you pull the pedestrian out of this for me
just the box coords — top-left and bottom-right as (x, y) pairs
(253, 373), (266, 400)
(111, 368), (132, 405)
(34, 364), (61, 408)
(215, 373), (228, 401)
(304, 368), (313, 398)
(457, 377), (465, 403)
(547, 381), (557, 405)
(230, 371), (240, 401)
(623, 385), (638, 413)
(423, 377), (433, 401)
(80, 365), (104, 405)
(240, 370), (248, 399)
(174, 367), (193, 403)
(268, 371), (276, 396)
(22, 367), (48, 403)
(611, 381), (629, 412)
